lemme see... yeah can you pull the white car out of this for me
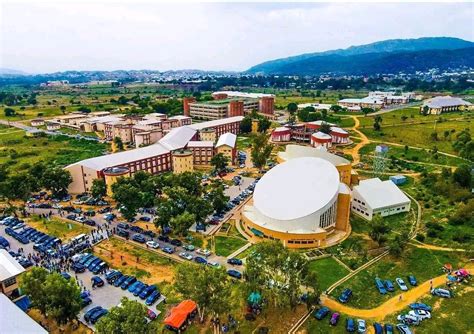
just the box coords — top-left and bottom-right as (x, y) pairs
(408, 309), (431, 320)
(75, 216), (86, 223)
(196, 248), (211, 256)
(357, 319), (366, 333)
(179, 252), (193, 261)
(207, 261), (221, 268)
(146, 241), (159, 249)
(396, 278), (408, 291)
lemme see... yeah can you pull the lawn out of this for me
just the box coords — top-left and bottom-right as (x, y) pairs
(331, 247), (466, 309)
(360, 118), (473, 155)
(0, 128), (109, 172)
(359, 142), (467, 167)
(213, 235), (248, 257)
(307, 257), (350, 291)
(236, 135), (253, 150)
(28, 215), (90, 241)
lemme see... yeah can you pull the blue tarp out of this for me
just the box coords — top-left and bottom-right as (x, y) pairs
(14, 295), (31, 312)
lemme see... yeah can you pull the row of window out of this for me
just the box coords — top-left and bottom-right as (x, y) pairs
(320, 202), (337, 229)
(287, 239), (317, 245)
(352, 206), (370, 217)
(354, 198), (366, 206)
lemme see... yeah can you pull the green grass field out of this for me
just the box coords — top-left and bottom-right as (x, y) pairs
(29, 215), (90, 241)
(0, 127), (108, 172)
(331, 247), (466, 309)
(214, 235), (248, 257)
(359, 143), (467, 167)
(360, 118), (473, 155)
(307, 257), (350, 291)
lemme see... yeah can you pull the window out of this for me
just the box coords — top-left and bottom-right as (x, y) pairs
(3, 277), (17, 288)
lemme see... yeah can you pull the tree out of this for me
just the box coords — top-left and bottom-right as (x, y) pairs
(208, 181), (230, 214)
(389, 232), (409, 257)
(251, 133), (273, 170)
(319, 122), (332, 134)
(91, 178), (107, 198)
(245, 241), (315, 309)
(430, 131), (438, 141)
(112, 181), (142, 220)
(287, 103), (298, 113)
(258, 117), (271, 133)
(170, 211), (196, 236)
(60, 105), (66, 114)
(0, 173), (34, 203)
(453, 164), (472, 188)
(44, 273), (82, 325)
(174, 263), (235, 322)
(362, 107), (374, 116)
(401, 115), (408, 122)
(368, 216), (390, 246)
(330, 105), (343, 113)
(240, 116), (252, 133)
(373, 115), (383, 131)
(42, 167), (72, 198)
(443, 130), (450, 140)
(114, 137), (124, 151)
(421, 105), (429, 116)
(4, 107), (15, 117)
(210, 153), (229, 174)
(96, 297), (149, 334)
(21, 268), (82, 325)
(21, 267), (50, 315)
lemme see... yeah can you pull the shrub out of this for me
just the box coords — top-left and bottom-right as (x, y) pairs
(427, 230), (438, 238)
(415, 234), (425, 242)
(424, 203), (431, 209)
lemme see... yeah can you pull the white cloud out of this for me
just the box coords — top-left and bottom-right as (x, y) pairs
(1, 2), (472, 73)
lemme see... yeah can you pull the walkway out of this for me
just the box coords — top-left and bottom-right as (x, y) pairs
(320, 262), (474, 321)
(344, 116), (369, 165)
(227, 242), (252, 259)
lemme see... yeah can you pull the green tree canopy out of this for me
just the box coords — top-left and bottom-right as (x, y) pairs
(42, 167), (72, 198)
(251, 133), (273, 170)
(91, 178), (107, 199)
(210, 153), (229, 174)
(95, 297), (150, 334)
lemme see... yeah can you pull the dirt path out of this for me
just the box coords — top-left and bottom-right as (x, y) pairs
(321, 263), (474, 321)
(409, 240), (468, 252)
(344, 116), (369, 165)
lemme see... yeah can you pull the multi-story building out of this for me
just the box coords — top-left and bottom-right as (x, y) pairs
(273, 121), (350, 146)
(66, 116), (243, 194)
(215, 132), (237, 165)
(0, 249), (25, 299)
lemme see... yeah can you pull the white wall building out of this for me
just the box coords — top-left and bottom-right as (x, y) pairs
(351, 178), (411, 220)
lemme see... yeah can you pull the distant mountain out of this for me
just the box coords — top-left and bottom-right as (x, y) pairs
(247, 37), (474, 75)
(0, 68), (28, 76)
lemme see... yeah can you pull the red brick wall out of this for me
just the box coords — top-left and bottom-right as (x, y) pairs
(259, 96), (275, 115)
(228, 100), (244, 117)
(183, 97), (196, 117)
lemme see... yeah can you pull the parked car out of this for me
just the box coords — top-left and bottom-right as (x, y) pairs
(384, 324), (394, 334)
(227, 258), (243, 266)
(158, 235), (170, 243)
(183, 244), (195, 251)
(139, 216), (151, 222)
(408, 309), (431, 320)
(132, 234), (146, 243)
(114, 275), (129, 287)
(145, 290), (161, 306)
(146, 309), (157, 320)
(226, 269), (242, 279)
(170, 239), (182, 247)
(396, 278), (408, 291)
(91, 276), (104, 287)
(196, 248), (211, 256)
(407, 275), (417, 286)
(90, 308), (108, 324)
(329, 312), (340, 326)
(409, 303), (432, 312)
(207, 261), (221, 268)
(384, 280), (395, 292)
(84, 306), (102, 322)
(162, 246), (174, 254)
(431, 288), (452, 298)
(81, 297), (92, 308)
(313, 307), (330, 320)
(121, 276), (137, 290)
(375, 278), (387, 294)
(357, 319), (366, 333)
(346, 318), (356, 332)
(395, 324), (412, 334)
(146, 240), (159, 249)
(194, 256), (207, 264)
(117, 229), (130, 238)
(373, 322), (383, 334)
(128, 281), (143, 293)
(179, 252), (193, 261)
(338, 288), (352, 303)
(397, 314), (420, 326)
(139, 285), (157, 300)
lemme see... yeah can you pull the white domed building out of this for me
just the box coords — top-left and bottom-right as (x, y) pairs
(242, 157), (351, 248)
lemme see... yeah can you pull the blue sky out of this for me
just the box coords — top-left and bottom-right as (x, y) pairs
(1, 2), (473, 73)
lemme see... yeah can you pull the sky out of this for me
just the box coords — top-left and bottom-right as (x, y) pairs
(1, 1), (473, 74)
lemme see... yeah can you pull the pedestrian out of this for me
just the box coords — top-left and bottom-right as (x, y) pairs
(399, 294), (402, 302)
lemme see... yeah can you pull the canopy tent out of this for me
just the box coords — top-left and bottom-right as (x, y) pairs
(248, 292), (262, 305)
(164, 300), (197, 329)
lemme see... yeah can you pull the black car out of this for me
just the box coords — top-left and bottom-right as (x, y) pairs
(227, 258), (243, 265)
(132, 234), (146, 243)
(170, 239), (182, 247)
(143, 230), (156, 238)
(84, 219), (96, 226)
(117, 223), (130, 230)
(117, 229), (130, 238)
(158, 235), (170, 243)
(130, 226), (143, 233)
(71, 262), (86, 273)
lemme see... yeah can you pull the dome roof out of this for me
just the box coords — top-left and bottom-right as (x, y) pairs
(253, 157), (340, 221)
